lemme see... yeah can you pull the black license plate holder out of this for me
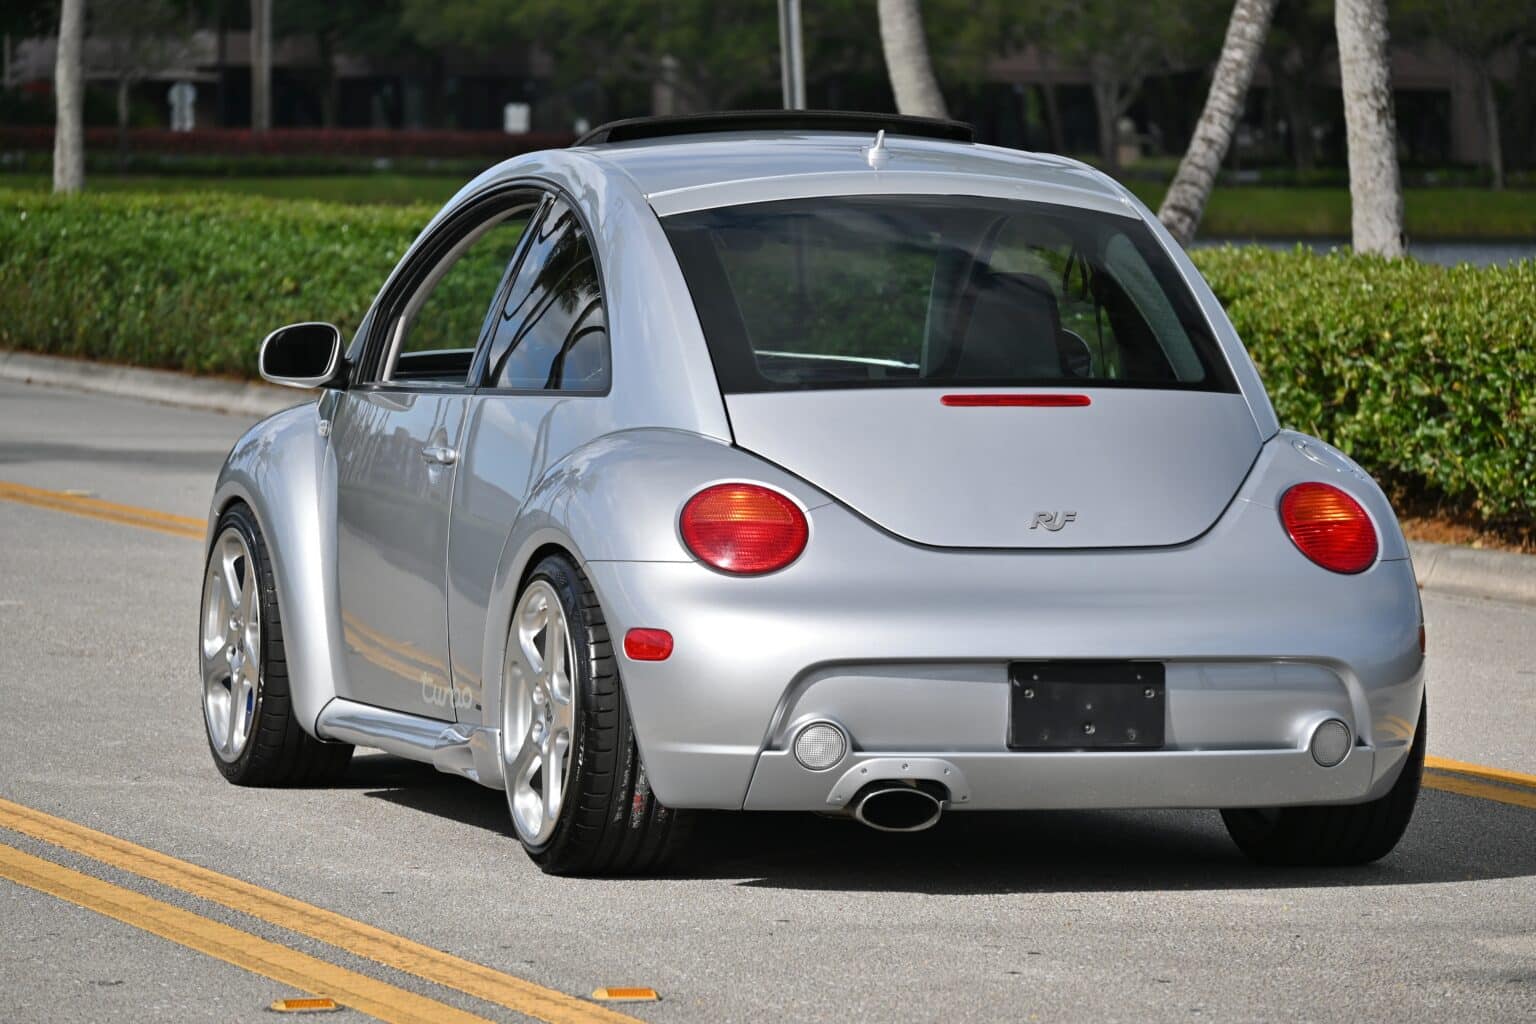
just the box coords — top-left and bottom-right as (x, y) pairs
(1007, 661), (1166, 751)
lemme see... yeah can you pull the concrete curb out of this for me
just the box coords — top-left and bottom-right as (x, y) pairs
(0, 349), (298, 418)
(4, 350), (1534, 606)
(1408, 541), (1536, 608)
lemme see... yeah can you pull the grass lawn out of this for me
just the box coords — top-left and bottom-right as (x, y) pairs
(1126, 183), (1536, 240)
(4, 171), (1532, 239)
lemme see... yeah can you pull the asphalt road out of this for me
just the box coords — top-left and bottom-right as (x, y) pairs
(0, 378), (1533, 1024)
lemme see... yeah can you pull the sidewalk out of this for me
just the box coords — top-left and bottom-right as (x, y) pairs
(0, 349), (296, 418)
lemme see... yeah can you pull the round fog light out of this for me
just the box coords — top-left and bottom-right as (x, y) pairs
(793, 722), (847, 771)
(1310, 719), (1352, 767)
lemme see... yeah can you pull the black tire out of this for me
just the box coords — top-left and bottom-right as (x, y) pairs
(512, 554), (692, 876)
(1221, 696), (1425, 866)
(201, 502), (353, 787)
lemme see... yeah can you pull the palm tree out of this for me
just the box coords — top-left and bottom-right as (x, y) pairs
(1335, 0), (1405, 256)
(52, 0), (85, 194)
(1158, 0), (1279, 246)
(877, 0), (947, 119)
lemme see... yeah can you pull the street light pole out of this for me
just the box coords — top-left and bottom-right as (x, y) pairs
(250, 0), (272, 132)
(777, 0), (805, 110)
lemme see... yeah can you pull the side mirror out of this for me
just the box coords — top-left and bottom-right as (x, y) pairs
(258, 322), (344, 390)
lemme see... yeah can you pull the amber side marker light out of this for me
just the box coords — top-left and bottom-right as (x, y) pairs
(1279, 482), (1378, 574)
(591, 987), (660, 1002)
(940, 393), (1091, 408)
(623, 628), (673, 662)
(268, 997), (341, 1013)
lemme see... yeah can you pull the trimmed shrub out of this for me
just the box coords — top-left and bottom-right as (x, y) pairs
(0, 189), (430, 375)
(1, 190), (1530, 524)
(1196, 246), (1534, 523)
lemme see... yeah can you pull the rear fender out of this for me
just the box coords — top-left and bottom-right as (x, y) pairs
(473, 428), (831, 754)
(1234, 429), (1410, 562)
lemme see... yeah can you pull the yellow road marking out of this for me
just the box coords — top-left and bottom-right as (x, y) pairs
(0, 841), (493, 1024)
(0, 479), (203, 540)
(1425, 755), (1536, 790)
(0, 797), (643, 1024)
(1424, 771), (1536, 811)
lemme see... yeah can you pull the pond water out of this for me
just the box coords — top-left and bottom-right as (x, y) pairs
(1195, 238), (1535, 268)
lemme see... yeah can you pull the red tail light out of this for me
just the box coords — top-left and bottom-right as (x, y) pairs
(1279, 482), (1378, 574)
(680, 483), (808, 575)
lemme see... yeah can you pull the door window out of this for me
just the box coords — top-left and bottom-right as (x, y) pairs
(478, 198), (609, 393)
(382, 204), (535, 384)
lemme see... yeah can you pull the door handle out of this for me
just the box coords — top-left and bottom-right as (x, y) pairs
(420, 445), (459, 466)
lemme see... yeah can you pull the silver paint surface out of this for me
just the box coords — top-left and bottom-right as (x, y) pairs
(724, 389), (1262, 548)
(206, 129), (1423, 817)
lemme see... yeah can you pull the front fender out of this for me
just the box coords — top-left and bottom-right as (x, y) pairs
(207, 398), (346, 737)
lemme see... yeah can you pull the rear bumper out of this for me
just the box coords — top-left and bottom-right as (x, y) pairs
(584, 494), (1425, 814)
(746, 746), (1376, 812)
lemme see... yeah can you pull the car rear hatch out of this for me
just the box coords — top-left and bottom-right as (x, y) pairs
(725, 389), (1261, 548)
(662, 191), (1268, 548)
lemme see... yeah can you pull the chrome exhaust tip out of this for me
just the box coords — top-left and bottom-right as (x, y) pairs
(852, 785), (944, 833)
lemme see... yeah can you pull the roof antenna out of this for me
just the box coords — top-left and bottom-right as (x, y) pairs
(865, 129), (890, 170)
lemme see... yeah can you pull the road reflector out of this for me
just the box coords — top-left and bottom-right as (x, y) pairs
(268, 997), (341, 1013)
(591, 987), (659, 1002)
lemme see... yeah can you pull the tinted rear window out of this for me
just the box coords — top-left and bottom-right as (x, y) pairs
(663, 195), (1236, 394)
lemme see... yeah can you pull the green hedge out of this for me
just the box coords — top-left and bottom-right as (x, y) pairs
(1196, 246), (1534, 523)
(2, 189), (1531, 524)
(0, 189), (431, 374)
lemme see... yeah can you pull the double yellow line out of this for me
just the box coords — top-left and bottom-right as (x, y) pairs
(0, 797), (642, 1024)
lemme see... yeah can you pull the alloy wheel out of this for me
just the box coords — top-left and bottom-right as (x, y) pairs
(503, 580), (578, 846)
(200, 527), (261, 762)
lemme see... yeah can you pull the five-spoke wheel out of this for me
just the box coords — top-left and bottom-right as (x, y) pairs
(500, 555), (691, 874)
(201, 527), (261, 762)
(503, 579), (578, 846)
(198, 503), (352, 786)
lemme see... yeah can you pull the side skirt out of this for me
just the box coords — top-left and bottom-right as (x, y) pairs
(314, 698), (505, 790)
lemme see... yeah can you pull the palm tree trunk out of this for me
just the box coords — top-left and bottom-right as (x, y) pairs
(1478, 67), (1504, 191)
(877, 0), (947, 119)
(52, 0), (85, 194)
(1335, 0), (1404, 257)
(1158, 0), (1278, 246)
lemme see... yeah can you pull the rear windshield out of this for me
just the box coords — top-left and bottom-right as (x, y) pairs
(663, 195), (1236, 394)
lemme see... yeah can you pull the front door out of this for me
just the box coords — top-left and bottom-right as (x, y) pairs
(333, 388), (468, 719)
(332, 196), (536, 719)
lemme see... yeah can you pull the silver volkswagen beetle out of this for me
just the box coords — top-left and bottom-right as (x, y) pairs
(200, 112), (1426, 875)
